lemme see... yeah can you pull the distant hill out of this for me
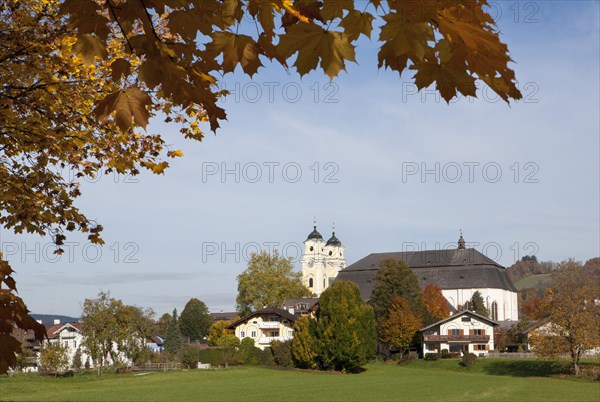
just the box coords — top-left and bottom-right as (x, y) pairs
(31, 313), (79, 325)
(513, 273), (552, 291)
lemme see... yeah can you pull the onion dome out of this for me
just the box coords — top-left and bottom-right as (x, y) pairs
(306, 217), (323, 241)
(326, 232), (342, 246)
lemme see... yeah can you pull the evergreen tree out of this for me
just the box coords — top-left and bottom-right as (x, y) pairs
(469, 291), (490, 317)
(291, 315), (318, 369)
(179, 298), (211, 342)
(315, 281), (377, 372)
(164, 309), (182, 354)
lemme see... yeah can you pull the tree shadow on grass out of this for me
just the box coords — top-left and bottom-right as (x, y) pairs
(483, 360), (569, 377)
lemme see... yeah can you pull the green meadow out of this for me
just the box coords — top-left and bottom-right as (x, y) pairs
(1, 359), (598, 401)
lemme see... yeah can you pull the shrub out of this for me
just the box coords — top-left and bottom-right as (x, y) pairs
(424, 353), (440, 361)
(461, 352), (477, 367)
(198, 347), (237, 366)
(179, 344), (201, 369)
(441, 349), (450, 358)
(271, 340), (293, 367)
(237, 338), (275, 367)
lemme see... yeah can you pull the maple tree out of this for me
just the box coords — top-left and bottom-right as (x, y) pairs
(422, 284), (450, 322)
(380, 295), (423, 353)
(1, 0), (522, 373)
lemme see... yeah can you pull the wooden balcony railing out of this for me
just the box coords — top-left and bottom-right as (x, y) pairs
(423, 335), (490, 342)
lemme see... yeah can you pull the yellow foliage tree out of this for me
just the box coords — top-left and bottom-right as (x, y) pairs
(1, 0), (522, 373)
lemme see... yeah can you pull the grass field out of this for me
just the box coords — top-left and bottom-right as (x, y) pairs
(1, 359), (598, 401)
(513, 273), (552, 291)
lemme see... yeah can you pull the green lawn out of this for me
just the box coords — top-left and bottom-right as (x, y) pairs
(1, 360), (598, 401)
(513, 273), (553, 291)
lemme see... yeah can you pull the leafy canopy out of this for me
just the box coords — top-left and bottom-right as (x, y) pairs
(179, 298), (212, 341)
(315, 280), (377, 372)
(380, 295), (423, 352)
(236, 250), (311, 315)
(529, 259), (600, 376)
(422, 284), (450, 322)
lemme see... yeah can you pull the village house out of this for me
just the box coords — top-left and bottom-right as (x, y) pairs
(227, 308), (296, 350)
(420, 310), (498, 356)
(44, 320), (92, 368)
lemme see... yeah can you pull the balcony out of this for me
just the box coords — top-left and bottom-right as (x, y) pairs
(259, 321), (281, 329)
(257, 336), (286, 344)
(423, 335), (490, 342)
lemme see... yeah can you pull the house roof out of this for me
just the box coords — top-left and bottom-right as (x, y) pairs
(420, 310), (499, 332)
(227, 308), (297, 329)
(210, 312), (238, 322)
(281, 298), (320, 313)
(519, 318), (551, 334)
(46, 322), (83, 339)
(336, 248), (517, 300)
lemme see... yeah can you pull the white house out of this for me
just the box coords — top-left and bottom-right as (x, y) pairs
(227, 308), (297, 350)
(420, 310), (499, 356)
(44, 321), (92, 368)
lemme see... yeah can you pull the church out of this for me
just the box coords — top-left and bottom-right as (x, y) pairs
(300, 222), (519, 322)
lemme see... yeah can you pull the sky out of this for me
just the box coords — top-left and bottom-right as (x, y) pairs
(2, 1), (599, 318)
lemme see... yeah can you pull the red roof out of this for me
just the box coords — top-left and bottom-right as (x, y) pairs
(46, 322), (83, 339)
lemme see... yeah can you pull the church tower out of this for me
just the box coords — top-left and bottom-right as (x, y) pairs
(301, 219), (346, 297)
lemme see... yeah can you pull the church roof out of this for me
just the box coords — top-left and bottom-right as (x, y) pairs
(336, 248), (517, 300)
(306, 226), (323, 241)
(326, 232), (342, 246)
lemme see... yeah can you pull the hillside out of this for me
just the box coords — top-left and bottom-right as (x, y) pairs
(513, 274), (552, 291)
(30, 313), (79, 325)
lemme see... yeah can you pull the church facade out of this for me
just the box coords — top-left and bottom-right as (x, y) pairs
(300, 224), (518, 322)
(300, 221), (346, 297)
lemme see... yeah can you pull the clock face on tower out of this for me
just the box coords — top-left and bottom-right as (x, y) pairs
(308, 260), (314, 268)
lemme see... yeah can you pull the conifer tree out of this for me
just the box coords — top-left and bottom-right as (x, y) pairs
(164, 309), (182, 354)
(469, 291), (490, 317)
(291, 315), (318, 369)
(315, 281), (376, 372)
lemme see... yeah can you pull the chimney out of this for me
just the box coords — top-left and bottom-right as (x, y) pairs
(53, 319), (60, 325)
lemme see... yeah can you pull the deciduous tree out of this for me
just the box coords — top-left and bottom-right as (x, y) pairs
(529, 259), (600, 375)
(422, 284), (450, 322)
(0, 0), (523, 373)
(370, 258), (426, 325)
(236, 251), (310, 315)
(315, 281), (377, 372)
(380, 295), (423, 353)
(39, 342), (70, 374)
(207, 320), (235, 346)
(179, 298), (211, 342)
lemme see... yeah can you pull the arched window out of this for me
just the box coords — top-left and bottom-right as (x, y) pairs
(323, 277), (326, 287)
(308, 278), (313, 288)
(491, 301), (498, 321)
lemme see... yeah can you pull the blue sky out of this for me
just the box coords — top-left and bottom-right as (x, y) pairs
(2, 1), (599, 318)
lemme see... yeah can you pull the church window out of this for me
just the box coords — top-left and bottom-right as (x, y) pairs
(310, 246), (313, 251)
(308, 278), (313, 288)
(491, 302), (498, 321)
(329, 251), (332, 256)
